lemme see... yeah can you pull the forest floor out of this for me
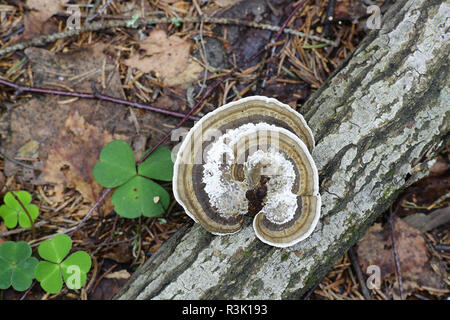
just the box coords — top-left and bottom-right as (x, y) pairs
(0, 0), (448, 300)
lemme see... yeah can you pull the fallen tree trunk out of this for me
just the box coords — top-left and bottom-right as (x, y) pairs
(116, 0), (449, 299)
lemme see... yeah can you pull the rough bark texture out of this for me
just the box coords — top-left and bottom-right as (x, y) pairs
(116, 0), (450, 300)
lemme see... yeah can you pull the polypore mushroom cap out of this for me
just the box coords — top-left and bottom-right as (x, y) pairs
(173, 96), (320, 247)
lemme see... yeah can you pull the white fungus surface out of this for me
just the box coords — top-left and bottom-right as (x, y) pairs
(202, 122), (298, 224)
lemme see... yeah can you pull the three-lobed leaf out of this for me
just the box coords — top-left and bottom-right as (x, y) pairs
(93, 140), (174, 219)
(0, 241), (38, 291)
(35, 234), (92, 294)
(0, 191), (39, 229)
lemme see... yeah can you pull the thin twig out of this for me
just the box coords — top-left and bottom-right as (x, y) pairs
(389, 205), (404, 300)
(90, 263), (118, 295)
(107, 214), (119, 244)
(0, 16), (337, 57)
(138, 70), (234, 164)
(87, 0), (115, 23)
(0, 220), (47, 237)
(0, 78), (200, 121)
(348, 247), (371, 300)
(70, 188), (111, 236)
(249, 0), (307, 66)
(86, 0), (102, 23)
(435, 243), (450, 252)
(302, 273), (328, 300)
(0, 148), (35, 169)
(20, 281), (36, 300)
(274, 0), (307, 41)
(323, 0), (335, 37)
(10, 191), (35, 238)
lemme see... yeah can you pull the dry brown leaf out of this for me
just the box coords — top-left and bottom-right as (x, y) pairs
(356, 219), (446, 298)
(0, 46), (140, 212)
(103, 243), (132, 263)
(1, 45), (177, 207)
(89, 277), (128, 300)
(214, 0), (241, 8)
(173, 1), (190, 13)
(24, 0), (67, 39)
(0, 171), (5, 191)
(41, 111), (126, 210)
(27, 0), (65, 22)
(125, 30), (203, 88)
(105, 269), (131, 280)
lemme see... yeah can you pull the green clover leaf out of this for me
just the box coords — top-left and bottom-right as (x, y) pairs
(93, 140), (173, 219)
(112, 176), (170, 218)
(35, 234), (92, 294)
(93, 140), (137, 188)
(138, 146), (174, 181)
(0, 241), (38, 291)
(0, 191), (39, 229)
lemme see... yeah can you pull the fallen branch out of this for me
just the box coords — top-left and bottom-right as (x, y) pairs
(115, 0), (449, 299)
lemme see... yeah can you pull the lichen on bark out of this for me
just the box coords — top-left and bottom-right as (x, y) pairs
(116, 0), (449, 300)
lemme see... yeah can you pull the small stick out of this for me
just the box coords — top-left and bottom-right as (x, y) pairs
(70, 188), (111, 236)
(87, 0), (115, 23)
(302, 273), (328, 300)
(10, 191), (35, 238)
(434, 243), (450, 252)
(138, 70), (234, 164)
(273, 0), (307, 41)
(348, 247), (371, 300)
(106, 214), (119, 244)
(389, 205), (404, 300)
(248, 0), (307, 65)
(0, 78), (200, 121)
(323, 0), (335, 37)
(0, 148), (35, 169)
(20, 281), (36, 300)
(0, 220), (47, 237)
(90, 263), (118, 295)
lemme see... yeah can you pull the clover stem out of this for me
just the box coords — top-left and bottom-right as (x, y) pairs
(10, 191), (35, 238)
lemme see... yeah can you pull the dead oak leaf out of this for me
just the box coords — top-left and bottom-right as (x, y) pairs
(356, 219), (446, 298)
(24, 0), (68, 39)
(42, 111), (127, 211)
(125, 30), (203, 88)
(27, 0), (66, 22)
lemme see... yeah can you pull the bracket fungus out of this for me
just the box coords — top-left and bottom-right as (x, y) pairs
(173, 96), (321, 247)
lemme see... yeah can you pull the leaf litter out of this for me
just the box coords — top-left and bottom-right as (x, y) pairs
(0, 0), (448, 300)
(125, 29), (204, 88)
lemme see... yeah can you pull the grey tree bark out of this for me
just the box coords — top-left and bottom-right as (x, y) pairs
(115, 0), (449, 299)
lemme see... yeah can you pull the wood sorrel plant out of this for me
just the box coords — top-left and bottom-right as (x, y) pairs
(93, 140), (174, 218)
